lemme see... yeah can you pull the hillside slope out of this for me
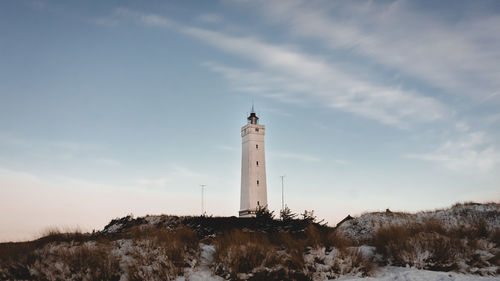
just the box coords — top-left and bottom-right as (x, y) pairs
(337, 202), (500, 242)
(0, 202), (499, 281)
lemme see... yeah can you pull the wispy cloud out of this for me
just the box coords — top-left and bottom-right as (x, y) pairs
(201, 61), (311, 105)
(405, 131), (500, 173)
(274, 152), (320, 162)
(454, 121), (470, 132)
(115, 7), (175, 28)
(312, 122), (328, 130)
(170, 164), (206, 179)
(217, 145), (238, 152)
(94, 157), (121, 166)
(250, 0), (500, 102)
(195, 36), (450, 126)
(485, 113), (500, 126)
(334, 159), (347, 165)
(0, 133), (101, 151)
(135, 178), (168, 186)
(99, 5), (500, 175)
(112, 9), (449, 128)
(260, 107), (292, 117)
(0, 133), (32, 147)
(197, 13), (223, 24)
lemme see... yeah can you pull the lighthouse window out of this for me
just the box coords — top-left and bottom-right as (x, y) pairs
(255, 128), (259, 132)
(256, 144), (259, 149)
(256, 161), (259, 166)
(257, 180), (259, 185)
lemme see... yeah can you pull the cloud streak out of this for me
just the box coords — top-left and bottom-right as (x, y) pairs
(182, 25), (449, 127)
(107, 6), (499, 174)
(113, 8), (449, 128)
(273, 152), (320, 162)
(406, 131), (500, 173)
(250, 0), (500, 102)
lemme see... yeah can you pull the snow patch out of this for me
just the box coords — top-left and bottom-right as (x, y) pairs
(334, 266), (500, 281)
(176, 244), (225, 281)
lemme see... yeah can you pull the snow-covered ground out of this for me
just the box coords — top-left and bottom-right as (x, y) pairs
(337, 203), (500, 242)
(177, 264), (500, 281)
(2, 203), (498, 280)
(336, 266), (500, 281)
(175, 244), (224, 281)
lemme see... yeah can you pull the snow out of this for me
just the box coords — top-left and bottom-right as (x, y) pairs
(104, 222), (123, 233)
(2, 204), (497, 281)
(176, 244), (225, 281)
(144, 216), (162, 225)
(337, 203), (500, 242)
(335, 266), (500, 281)
(357, 245), (376, 258)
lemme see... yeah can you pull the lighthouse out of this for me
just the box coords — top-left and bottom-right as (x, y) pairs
(239, 107), (268, 217)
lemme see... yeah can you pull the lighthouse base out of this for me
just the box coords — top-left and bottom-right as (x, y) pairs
(239, 209), (257, 218)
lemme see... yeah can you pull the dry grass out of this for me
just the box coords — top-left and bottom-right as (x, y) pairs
(490, 229), (500, 246)
(371, 218), (497, 271)
(57, 244), (119, 280)
(326, 230), (353, 251)
(342, 249), (376, 276)
(304, 224), (323, 247)
(211, 225), (370, 280)
(36, 227), (91, 244)
(4, 207), (495, 279)
(19, 242), (121, 281)
(129, 225), (198, 267)
(453, 201), (481, 207)
(123, 225), (199, 278)
(274, 231), (306, 269)
(0, 225), (199, 281)
(0, 227), (93, 271)
(212, 229), (316, 280)
(213, 229), (273, 278)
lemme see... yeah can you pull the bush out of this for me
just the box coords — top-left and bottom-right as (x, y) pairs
(373, 225), (411, 259)
(27, 242), (121, 281)
(343, 249), (376, 276)
(490, 229), (500, 246)
(373, 223), (471, 270)
(326, 230), (352, 251)
(304, 224), (323, 248)
(280, 206), (297, 222)
(124, 225), (199, 277)
(62, 244), (121, 281)
(212, 229), (315, 280)
(213, 229), (274, 279)
(255, 205), (275, 221)
(0, 225), (200, 281)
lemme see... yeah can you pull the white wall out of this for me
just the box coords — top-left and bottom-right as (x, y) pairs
(240, 124), (267, 217)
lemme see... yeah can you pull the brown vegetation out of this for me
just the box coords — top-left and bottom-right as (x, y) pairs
(212, 224), (374, 281)
(0, 226), (199, 281)
(372, 217), (498, 273)
(2, 203), (497, 280)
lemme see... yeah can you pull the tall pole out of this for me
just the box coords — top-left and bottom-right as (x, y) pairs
(200, 184), (206, 215)
(280, 175), (285, 212)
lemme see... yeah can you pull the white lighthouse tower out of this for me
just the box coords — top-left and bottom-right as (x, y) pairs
(239, 106), (268, 217)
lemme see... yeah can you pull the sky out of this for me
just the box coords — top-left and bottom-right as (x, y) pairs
(1, 0), (499, 242)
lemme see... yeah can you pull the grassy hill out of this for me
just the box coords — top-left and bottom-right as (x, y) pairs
(0, 203), (499, 281)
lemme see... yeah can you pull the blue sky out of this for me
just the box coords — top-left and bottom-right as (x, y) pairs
(1, 0), (499, 241)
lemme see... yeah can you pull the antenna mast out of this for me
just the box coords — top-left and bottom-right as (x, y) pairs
(280, 175), (286, 212)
